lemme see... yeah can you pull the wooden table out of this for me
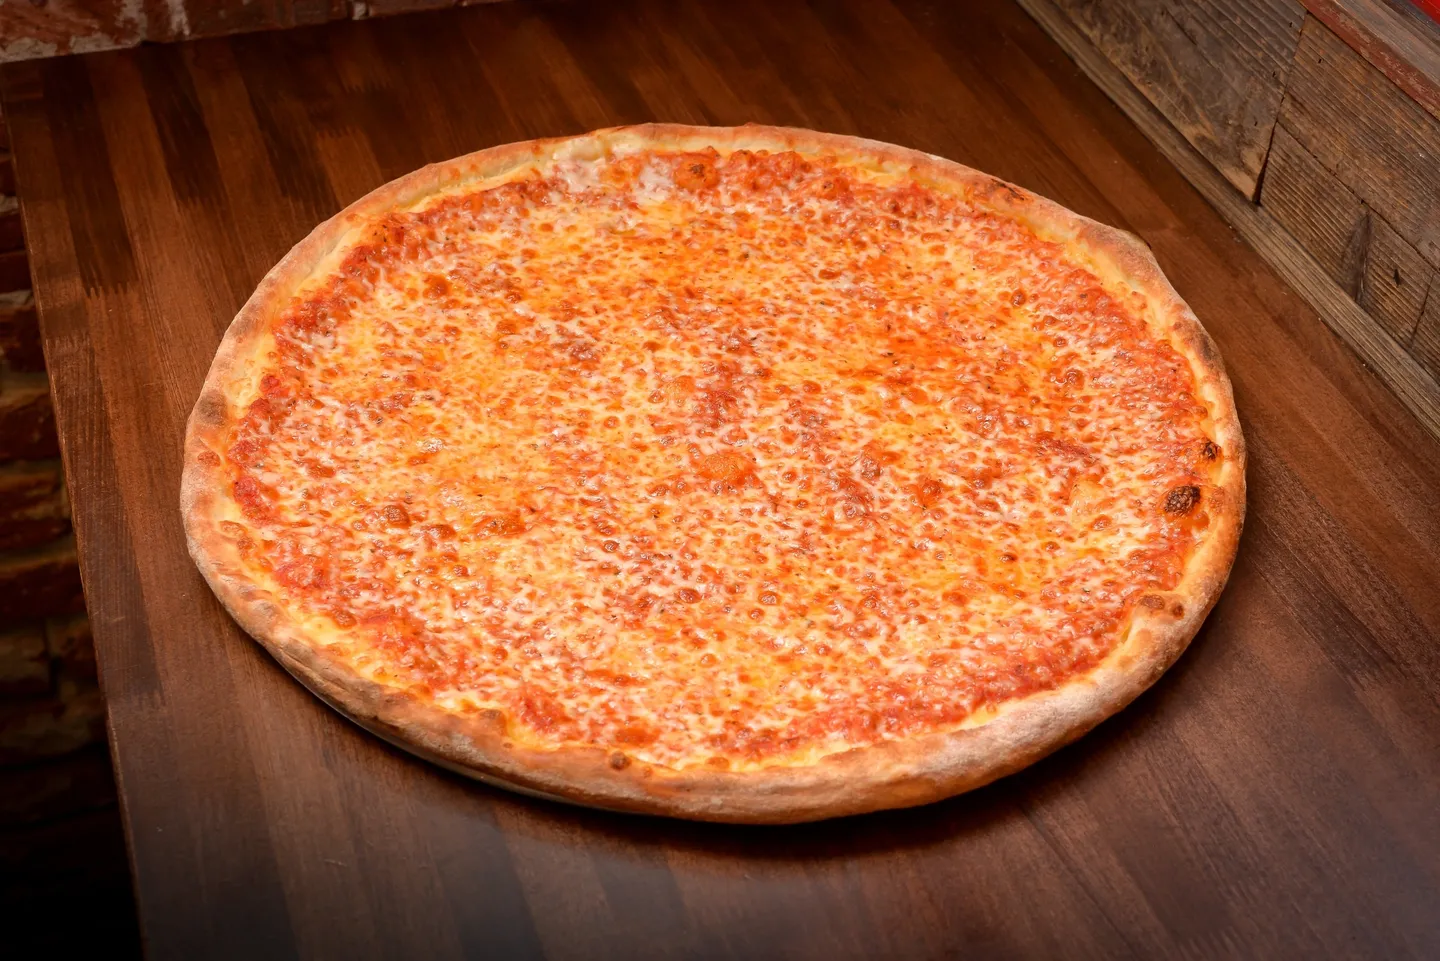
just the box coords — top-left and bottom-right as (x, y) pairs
(6, 0), (1440, 957)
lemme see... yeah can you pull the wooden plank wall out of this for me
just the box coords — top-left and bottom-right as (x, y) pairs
(1032, 0), (1440, 430)
(1043, 0), (1306, 198)
(1266, 17), (1440, 372)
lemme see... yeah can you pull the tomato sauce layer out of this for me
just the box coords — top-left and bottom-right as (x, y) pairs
(214, 147), (1223, 769)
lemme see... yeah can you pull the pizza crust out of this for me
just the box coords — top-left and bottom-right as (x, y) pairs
(182, 124), (1245, 823)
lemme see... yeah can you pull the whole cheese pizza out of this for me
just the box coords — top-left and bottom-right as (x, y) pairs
(182, 124), (1244, 822)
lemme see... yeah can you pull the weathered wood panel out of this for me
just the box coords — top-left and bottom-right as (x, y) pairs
(1260, 123), (1433, 343)
(1046, 0), (1304, 198)
(1260, 124), (1363, 273)
(1365, 213), (1436, 346)
(1413, 275), (1440, 382)
(1301, 0), (1440, 122)
(1279, 16), (1440, 269)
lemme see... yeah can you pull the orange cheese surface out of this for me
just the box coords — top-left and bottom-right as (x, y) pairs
(212, 148), (1221, 770)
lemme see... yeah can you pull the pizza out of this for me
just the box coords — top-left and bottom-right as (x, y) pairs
(182, 124), (1244, 823)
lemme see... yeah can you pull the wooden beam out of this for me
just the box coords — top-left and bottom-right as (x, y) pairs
(1016, 0), (1440, 441)
(1413, 274), (1440, 380)
(1034, 0), (1304, 199)
(1281, 17), (1440, 269)
(1260, 123), (1433, 344)
(1300, 0), (1440, 122)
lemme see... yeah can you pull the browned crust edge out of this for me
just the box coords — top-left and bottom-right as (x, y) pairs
(180, 123), (1246, 824)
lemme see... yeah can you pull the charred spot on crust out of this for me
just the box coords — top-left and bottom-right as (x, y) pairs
(1194, 332), (1223, 368)
(195, 391), (229, 427)
(987, 177), (1025, 203)
(1201, 439), (1220, 461)
(1163, 485), (1201, 516)
(609, 752), (630, 770)
(1171, 603), (1185, 618)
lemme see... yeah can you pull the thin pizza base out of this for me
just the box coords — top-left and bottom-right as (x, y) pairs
(182, 124), (1245, 823)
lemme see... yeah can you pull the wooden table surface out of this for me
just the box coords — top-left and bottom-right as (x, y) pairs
(6, 0), (1440, 957)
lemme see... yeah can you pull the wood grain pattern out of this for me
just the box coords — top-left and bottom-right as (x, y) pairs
(1413, 273), (1440, 380)
(1260, 123), (1433, 343)
(5, 0), (1440, 957)
(1279, 16), (1440, 269)
(1043, 0), (1305, 198)
(1257, 124), (1361, 271)
(1300, 0), (1440, 122)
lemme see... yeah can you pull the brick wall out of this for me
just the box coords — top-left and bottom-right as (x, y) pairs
(0, 0), (508, 62)
(0, 106), (138, 953)
(0, 116), (100, 771)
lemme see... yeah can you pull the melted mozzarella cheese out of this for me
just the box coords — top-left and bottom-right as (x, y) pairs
(213, 147), (1221, 770)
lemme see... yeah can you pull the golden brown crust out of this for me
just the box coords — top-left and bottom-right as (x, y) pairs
(182, 124), (1245, 823)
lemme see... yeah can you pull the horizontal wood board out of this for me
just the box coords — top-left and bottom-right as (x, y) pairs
(1269, 14), (1440, 383)
(5, 0), (1440, 957)
(1301, 0), (1440, 121)
(1415, 275), (1440, 375)
(1043, 0), (1305, 198)
(1260, 122), (1434, 345)
(1278, 16), (1440, 270)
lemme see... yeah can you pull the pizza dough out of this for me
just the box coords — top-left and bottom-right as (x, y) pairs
(182, 124), (1244, 822)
